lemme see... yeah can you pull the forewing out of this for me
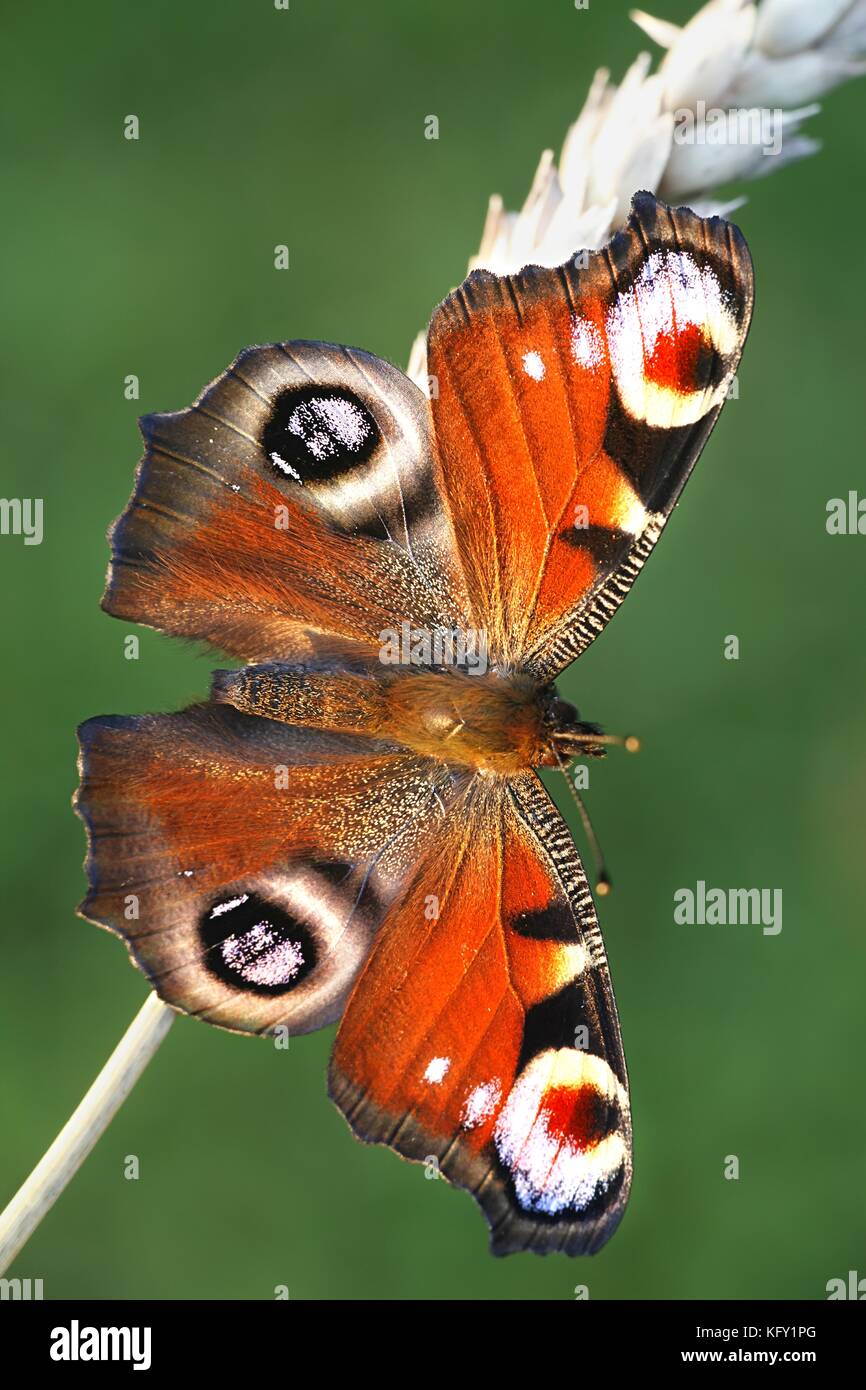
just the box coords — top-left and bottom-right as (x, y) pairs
(104, 342), (471, 662)
(426, 191), (753, 676)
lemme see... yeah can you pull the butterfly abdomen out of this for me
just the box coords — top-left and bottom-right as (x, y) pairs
(212, 664), (389, 735)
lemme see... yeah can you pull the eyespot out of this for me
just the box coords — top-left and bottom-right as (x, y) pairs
(262, 386), (379, 483)
(184, 860), (380, 1032)
(605, 250), (740, 428)
(570, 316), (605, 370)
(494, 1049), (627, 1217)
(199, 892), (317, 995)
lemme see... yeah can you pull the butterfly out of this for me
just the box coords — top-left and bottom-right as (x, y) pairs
(75, 192), (753, 1257)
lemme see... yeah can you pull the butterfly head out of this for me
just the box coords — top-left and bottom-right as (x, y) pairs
(539, 686), (639, 764)
(542, 691), (582, 733)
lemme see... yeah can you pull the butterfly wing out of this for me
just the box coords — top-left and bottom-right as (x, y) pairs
(329, 770), (630, 1255)
(104, 341), (470, 662)
(426, 191), (753, 676)
(76, 700), (465, 1033)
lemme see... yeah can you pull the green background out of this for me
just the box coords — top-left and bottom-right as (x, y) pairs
(2, 0), (865, 1301)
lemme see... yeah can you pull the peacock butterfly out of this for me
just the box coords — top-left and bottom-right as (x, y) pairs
(75, 192), (753, 1256)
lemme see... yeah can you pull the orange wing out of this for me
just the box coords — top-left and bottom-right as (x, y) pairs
(329, 771), (631, 1256)
(76, 702), (466, 1034)
(426, 192), (753, 675)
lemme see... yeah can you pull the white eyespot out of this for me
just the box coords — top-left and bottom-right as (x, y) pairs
(210, 894), (250, 918)
(553, 940), (591, 984)
(270, 450), (304, 482)
(618, 494), (649, 537)
(461, 1079), (501, 1129)
(221, 921), (306, 988)
(522, 349), (545, 381)
(605, 250), (741, 428)
(287, 396), (372, 461)
(570, 316), (605, 369)
(423, 1056), (451, 1085)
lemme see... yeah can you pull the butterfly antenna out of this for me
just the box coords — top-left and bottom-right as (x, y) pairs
(592, 732), (641, 752)
(552, 747), (612, 897)
(556, 731), (641, 753)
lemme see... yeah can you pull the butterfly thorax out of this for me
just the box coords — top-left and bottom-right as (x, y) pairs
(383, 668), (547, 773)
(386, 671), (611, 774)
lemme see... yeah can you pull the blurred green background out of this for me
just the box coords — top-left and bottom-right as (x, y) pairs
(2, 0), (865, 1301)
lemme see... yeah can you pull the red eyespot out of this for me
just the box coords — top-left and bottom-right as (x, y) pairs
(644, 320), (707, 395)
(540, 1082), (612, 1151)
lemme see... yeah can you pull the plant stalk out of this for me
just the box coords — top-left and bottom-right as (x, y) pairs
(0, 991), (174, 1274)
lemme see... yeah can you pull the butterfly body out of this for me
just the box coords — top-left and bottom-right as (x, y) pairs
(217, 659), (595, 772)
(75, 193), (753, 1255)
